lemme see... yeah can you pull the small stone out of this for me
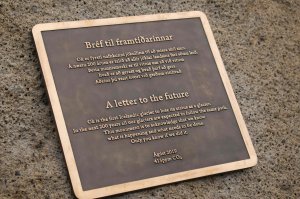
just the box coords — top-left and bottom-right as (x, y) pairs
(15, 171), (21, 176)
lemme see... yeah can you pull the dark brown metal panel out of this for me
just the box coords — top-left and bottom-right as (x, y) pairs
(41, 18), (249, 191)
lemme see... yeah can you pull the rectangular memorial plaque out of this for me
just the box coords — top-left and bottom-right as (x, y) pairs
(32, 11), (257, 199)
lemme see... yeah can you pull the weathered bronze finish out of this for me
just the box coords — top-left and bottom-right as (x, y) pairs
(32, 11), (257, 199)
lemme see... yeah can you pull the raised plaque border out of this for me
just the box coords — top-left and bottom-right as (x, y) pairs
(32, 11), (257, 199)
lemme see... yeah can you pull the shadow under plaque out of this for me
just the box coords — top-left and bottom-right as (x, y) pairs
(32, 11), (257, 199)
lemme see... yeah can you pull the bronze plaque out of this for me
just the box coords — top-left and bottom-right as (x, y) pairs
(32, 12), (257, 198)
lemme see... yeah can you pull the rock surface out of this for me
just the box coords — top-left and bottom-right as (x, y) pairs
(0, 0), (299, 198)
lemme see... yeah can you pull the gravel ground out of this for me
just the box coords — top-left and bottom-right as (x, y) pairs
(0, 0), (299, 198)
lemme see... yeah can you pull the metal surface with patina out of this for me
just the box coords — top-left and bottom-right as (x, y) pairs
(32, 11), (257, 199)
